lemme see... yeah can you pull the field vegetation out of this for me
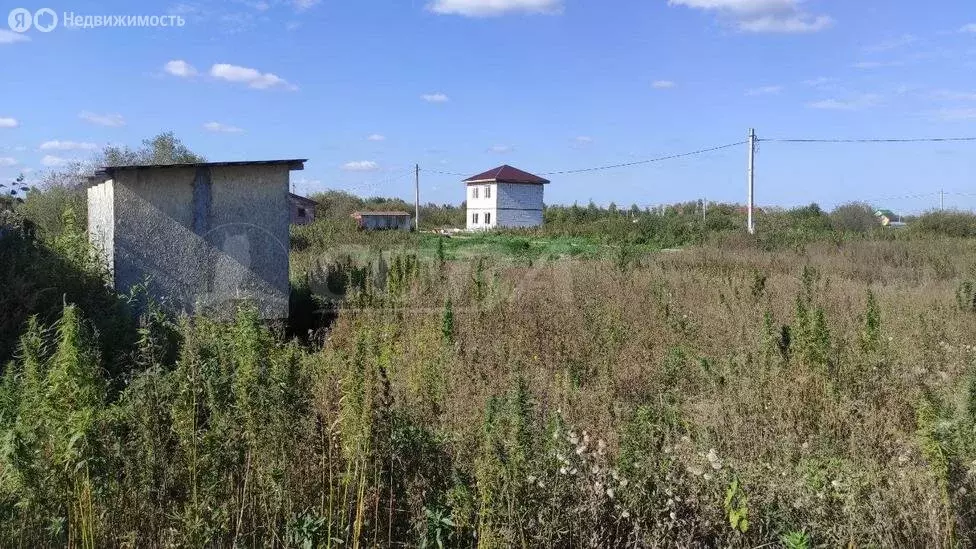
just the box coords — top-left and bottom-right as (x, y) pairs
(2, 135), (976, 547)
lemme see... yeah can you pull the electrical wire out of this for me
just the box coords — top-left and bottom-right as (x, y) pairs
(538, 141), (746, 175)
(761, 137), (976, 143)
(420, 141), (747, 179)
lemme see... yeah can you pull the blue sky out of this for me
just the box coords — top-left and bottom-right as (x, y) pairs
(2, 0), (976, 212)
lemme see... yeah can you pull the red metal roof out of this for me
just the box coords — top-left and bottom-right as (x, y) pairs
(463, 165), (550, 185)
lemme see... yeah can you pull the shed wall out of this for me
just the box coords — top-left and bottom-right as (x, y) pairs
(87, 179), (115, 282)
(107, 164), (290, 319)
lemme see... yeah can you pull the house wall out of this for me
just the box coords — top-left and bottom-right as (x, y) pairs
(466, 182), (497, 230)
(102, 164), (291, 319)
(465, 182), (544, 230)
(495, 183), (544, 228)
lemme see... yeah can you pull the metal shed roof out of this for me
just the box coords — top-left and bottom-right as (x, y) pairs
(351, 211), (412, 217)
(92, 159), (307, 180)
(288, 193), (319, 206)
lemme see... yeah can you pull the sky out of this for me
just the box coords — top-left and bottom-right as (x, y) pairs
(2, 0), (976, 212)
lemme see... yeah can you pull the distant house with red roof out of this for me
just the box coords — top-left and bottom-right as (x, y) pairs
(463, 165), (549, 230)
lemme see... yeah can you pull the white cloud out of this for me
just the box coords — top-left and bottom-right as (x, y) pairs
(807, 94), (881, 111)
(933, 90), (976, 101)
(210, 63), (296, 90)
(367, 134), (386, 141)
(0, 117), (19, 128)
(669, 0), (833, 34)
(422, 92), (450, 103)
(79, 111), (126, 127)
(803, 76), (835, 87)
(342, 160), (380, 172)
(164, 59), (197, 77)
(203, 121), (244, 133)
(39, 140), (98, 151)
(574, 136), (593, 144)
(293, 0), (320, 10)
(864, 34), (916, 53)
(852, 60), (903, 69)
(427, 0), (562, 17)
(935, 108), (976, 121)
(488, 144), (513, 153)
(41, 155), (70, 167)
(737, 14), (832, 33)
(960, 23), (976, 33)
(746, 85), (783, 96)
(652, 80), (675, 89)
(0, 30), (30, 44)
(0, 157), (17, 167)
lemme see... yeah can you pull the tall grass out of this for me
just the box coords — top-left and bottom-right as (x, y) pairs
(4, 189), (976, 545)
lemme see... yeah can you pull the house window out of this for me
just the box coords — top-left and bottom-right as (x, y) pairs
(472, 187), (479, 199)
(485, 212), (491, 224)
(297, 208), (307, 218)
(472, 213), (479, 224)
(484, 185), (491, 198)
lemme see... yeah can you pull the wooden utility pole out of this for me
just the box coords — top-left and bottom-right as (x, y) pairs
(747, 128), (756, 235)
(941, 189), (945, 211)
(414, 164), (420, 231)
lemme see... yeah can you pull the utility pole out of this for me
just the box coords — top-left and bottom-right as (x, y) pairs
(747, 128), (756, 235)
(414, 164), (421, 231)
(702, 197), (707, 222)
(940, 189), (945, 211)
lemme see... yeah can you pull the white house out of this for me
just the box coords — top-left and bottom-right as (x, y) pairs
(464, 165), (549, 230)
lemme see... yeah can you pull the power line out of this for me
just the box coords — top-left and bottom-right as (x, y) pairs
(420, 140), (747, 179)
(342, 169), (413, 195)
(539, 141), (746, 175)
(761, 136), (976, 144)
(421, 168), (469, 177)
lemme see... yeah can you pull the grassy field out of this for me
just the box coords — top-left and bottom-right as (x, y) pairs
(4, 200), (976, 547)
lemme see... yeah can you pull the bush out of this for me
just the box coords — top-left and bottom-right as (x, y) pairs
(912, 210), (976, 238)
(830, 202), (877, 234)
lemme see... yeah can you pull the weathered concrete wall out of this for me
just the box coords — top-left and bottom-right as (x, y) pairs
(103, 164), (290, 319)
(87, 179), (115, 282)
(290, 201), (315, 225)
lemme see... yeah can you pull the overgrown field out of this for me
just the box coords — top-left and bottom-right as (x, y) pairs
(3, 212), (976, 547)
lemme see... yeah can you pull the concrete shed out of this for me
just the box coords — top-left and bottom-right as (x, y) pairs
(351, 211), (413, 231)
(87, 159), (306, 319)
(289, 193), (318, 225)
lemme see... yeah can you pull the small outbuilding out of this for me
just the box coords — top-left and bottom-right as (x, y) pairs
(87, 159), (306, 319)
(351, 211), (413, 231)
(289, 193), (318, 226)
(874, 209), (903, 226)
(464, 165), (549, 230)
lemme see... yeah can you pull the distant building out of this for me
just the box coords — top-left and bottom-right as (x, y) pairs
(87, 159), (306, 319)
(464, 165), (549, 230)
(874, 209), (905, 227)
(289, 193), (318, 225)
(351, 211), (412, 231)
